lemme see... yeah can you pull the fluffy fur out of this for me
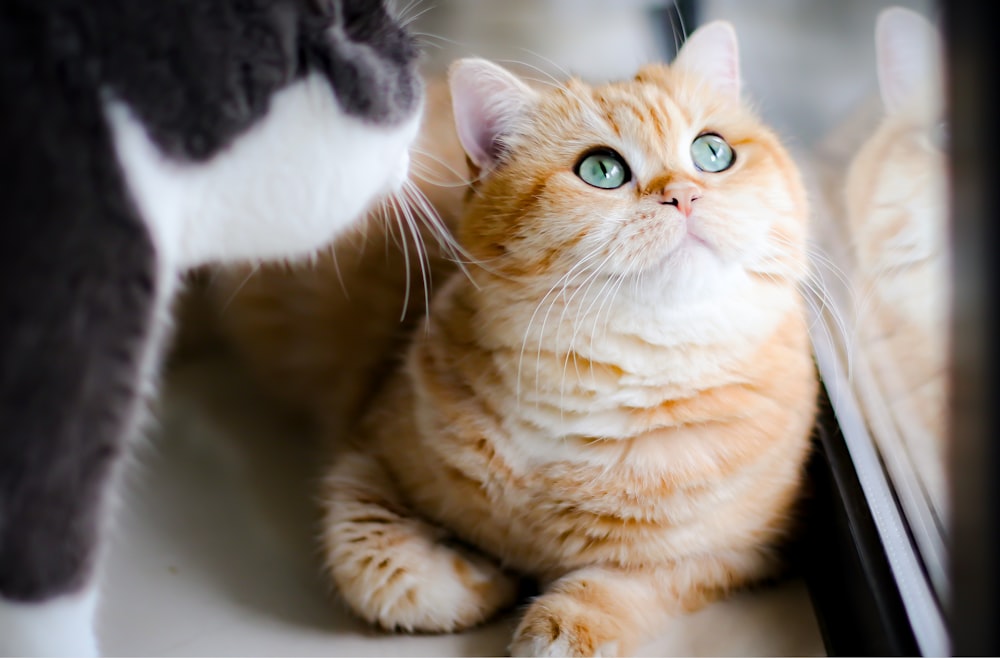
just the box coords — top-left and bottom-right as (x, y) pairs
(844, 6), (949, 508)
(0, 1), (422, 655)
(205, 20), (819, 657)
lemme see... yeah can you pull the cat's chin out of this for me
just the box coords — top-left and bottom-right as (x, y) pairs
(627, 245), (737, 304)
(643, 235), (721, 277)
(684, 230), (713, 251)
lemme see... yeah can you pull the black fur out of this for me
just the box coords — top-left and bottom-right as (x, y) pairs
(4, 0), (421, 162)
(0, 0), (420, 607)
(0, 2), (156, 601)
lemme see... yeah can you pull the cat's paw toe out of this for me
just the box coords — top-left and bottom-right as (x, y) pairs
(510, 632), (619, 657)
(510, 604), (621, 657)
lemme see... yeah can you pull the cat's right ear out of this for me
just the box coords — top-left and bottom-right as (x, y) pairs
(448, 58), (538, 171)
(672, 21), (741, 101)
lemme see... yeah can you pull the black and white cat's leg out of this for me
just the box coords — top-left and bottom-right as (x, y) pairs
(0, 204), (164, 655)
(0, 354), (157, 658)
(0, 583), (99, 657)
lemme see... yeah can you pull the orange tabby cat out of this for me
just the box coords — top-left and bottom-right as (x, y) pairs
(309, 22), (818, 656)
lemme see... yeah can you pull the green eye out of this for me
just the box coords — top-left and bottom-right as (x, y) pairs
(576, 149), (631, 189)
(691, 133), (735, 173)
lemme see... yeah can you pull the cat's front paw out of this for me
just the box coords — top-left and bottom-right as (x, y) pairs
(509, 596), (623, 658)
(324, 452), (519, 633)
(331, 526), (518, 633)
(510, 597), (620, 656)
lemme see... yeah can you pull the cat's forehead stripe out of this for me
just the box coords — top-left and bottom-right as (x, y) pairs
(581, 86), (693, 174)
(644, 101), (669, 143)
(591, 81), (691, 147)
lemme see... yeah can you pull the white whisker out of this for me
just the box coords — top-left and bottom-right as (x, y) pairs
(219, 263), (261, 313)
(395, 191), (433, 330)
(515, 249), (602, 408)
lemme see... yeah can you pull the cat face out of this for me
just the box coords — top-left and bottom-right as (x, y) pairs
(448, 24), (808, 301)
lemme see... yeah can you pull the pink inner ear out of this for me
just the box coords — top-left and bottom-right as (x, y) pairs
(673, 21), (741, 101)
(448, 59), (536, 171)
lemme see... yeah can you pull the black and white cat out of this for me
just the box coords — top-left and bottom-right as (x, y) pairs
(0, 0), (423, 654)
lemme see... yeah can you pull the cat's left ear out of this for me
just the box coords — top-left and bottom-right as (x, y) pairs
(672, 21), (741, 101)
(448, 58), (539, 171)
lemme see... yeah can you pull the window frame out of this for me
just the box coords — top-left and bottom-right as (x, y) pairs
(944, 0), (1000, 654)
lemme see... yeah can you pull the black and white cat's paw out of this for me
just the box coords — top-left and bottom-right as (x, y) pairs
(0, 589), (99, 657)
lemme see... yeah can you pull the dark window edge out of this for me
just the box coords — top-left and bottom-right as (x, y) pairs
(796, 388), (921, 656)
(944, 0), (1000, 654)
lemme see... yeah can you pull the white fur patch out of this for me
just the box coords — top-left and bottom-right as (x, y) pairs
(0, 588), (99, 657)
(106, 73), (421, 269)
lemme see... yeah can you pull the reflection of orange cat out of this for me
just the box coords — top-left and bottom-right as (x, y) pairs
(845, 6), (949, 505)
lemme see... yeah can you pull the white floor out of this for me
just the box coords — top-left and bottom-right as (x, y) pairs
(96, 354), (824, 657)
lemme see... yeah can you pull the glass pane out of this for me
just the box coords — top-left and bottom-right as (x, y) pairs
(694, 2), (950, 651)
(799, 0), (949, 588)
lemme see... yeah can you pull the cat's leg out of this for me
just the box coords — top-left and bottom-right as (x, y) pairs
(0, 590), (99, 657)
(321, 450), (519, 633)
(0, 350), (152, 658)
(509, 550), (777, 657)
(0, 412), (130, 658)
(0, 229), (160, 657)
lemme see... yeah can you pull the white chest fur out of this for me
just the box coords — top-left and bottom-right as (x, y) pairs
(105, 73), (420, 270)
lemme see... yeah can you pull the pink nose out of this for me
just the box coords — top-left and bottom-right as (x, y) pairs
(659, 183), (702, 217)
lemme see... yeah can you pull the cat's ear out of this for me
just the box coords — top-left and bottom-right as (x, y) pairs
(672, 21), (741, 101)
(875, 7), (942, 115)
(448, 58), (538, 171)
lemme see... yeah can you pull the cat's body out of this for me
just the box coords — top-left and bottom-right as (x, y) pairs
(844, 6), (949, 507)
(207, 21), (819, 657)
(0, 1), (422, 654)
